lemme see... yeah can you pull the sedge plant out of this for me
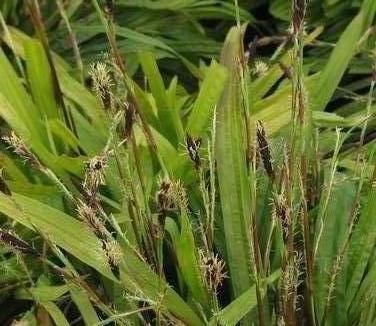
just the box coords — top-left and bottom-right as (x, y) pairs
(0, 0), (375, 325)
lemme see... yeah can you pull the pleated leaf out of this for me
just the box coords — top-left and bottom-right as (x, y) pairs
(215, 25), (252, 299)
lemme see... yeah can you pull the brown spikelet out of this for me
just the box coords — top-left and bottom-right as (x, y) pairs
(2, 132), (44, 171)
(278, 61), (293, 80)
(123, 100), (136, 142)
(256, 121), (275, 180)
(0, 230), (39, 256)
(104, 0), (115, 18)
(292, 0), (307, 35)
(104, 240), (122, 267)
(248, 36), (259, 59)
(275, 198), (289, 243)
(156, 179), (176, 227)
(83, 155), (108, 199)
(185, 134), (202, 169)
(199, 250), (227, 294)
(77, 200), (108, 238)
(88, 62), (113, 109)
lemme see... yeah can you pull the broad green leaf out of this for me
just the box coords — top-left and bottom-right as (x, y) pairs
(70, 285), (100, 326)
(165, 216), (211, 314)
(56, 64), (108, 137)
(48, 119), (80, 150)
(314, 178), (357, 321)
(119, 246), (205, 326)
(7, 181), (63, 209)
(210, 271), (280, 326)
(215, 25), (253, 299)
(310, 0), (376, 111)
(0, 152), (28, 183)
(25, 38), (59, 120)
(41, 301), (70, 326)
(15, 284), (69, 301)
(0, 50), (42, 143)
(2, 27), (109, 139)
(0, 192), (115, 280)
(0, 92), (31, 142)
(138, 51), (183, 144)
(346, 176), (376, 308)
(187, 61), (228, 138)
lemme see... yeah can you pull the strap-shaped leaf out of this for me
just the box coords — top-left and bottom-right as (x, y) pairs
(0, 192), (115, 280)
(209, 270), (280, 326)
(186, 61), (228, 138)
(215, 25), (252, 298)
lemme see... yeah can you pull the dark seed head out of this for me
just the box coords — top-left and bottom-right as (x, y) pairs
(278, 62), (293, 80)
(157, 180), (173, 215)
(104, 0), (114, 17)
(123, 101), (136, 142)
(275, 202), (289, 243)
(256, 121), (275, 181)
(0, 230), (39, 256)
(186, 134), (202, 169)
(248, 36), (259, 59)
(292, 0), (307, 35)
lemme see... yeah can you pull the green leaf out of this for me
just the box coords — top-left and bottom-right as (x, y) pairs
(314, 178), (357, 320)
(138, 51), (183, 144)
(41, 301), (70, 326)
(25, 38), (59, 120)
(48, 119), (80, 150)
(56, 64), (108, 137)
(15, 284), (69, 301)
(346, 178), (376, 308)
(310, 0), (376, 111)
(186, 61), (228, 138)
(0, 192), (116, 280)
(210, 271), (280, 326)
(70, 285), (100, 326)
(119, 246), (205, 326)
(215, 25), (253, 299)
(0, 50), (43, 143)
(165, 216), (211, 314)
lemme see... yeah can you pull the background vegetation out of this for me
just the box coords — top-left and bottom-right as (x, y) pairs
(0, 0), (375, 325)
